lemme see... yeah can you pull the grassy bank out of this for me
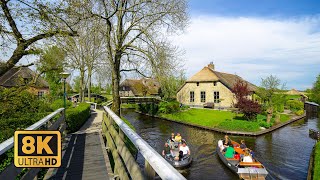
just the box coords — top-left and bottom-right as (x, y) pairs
(160, 108), (292, 132)
(160, 108), (261, 132)
(121, 104), (138, 109)
(313, 142), (320, 179)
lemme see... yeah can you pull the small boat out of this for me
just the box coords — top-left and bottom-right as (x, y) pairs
(216, 140), (268, 180)
(164, 141), (192, 168)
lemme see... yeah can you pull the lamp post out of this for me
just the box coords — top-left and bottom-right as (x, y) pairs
(59, 72), (70, 117)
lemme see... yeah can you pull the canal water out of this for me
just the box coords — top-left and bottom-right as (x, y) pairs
(122, 109), (319, 180)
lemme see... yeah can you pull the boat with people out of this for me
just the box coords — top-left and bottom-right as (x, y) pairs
(216, 137), (268, 180)
(162, 133), (192, 168)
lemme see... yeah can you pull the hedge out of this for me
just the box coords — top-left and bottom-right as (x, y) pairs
(286, 100), (304, 112)
(50, 99), (72, 111)
(65, 103), (91, 133)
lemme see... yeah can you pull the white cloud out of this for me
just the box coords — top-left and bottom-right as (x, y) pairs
(170, 15), (320, 89)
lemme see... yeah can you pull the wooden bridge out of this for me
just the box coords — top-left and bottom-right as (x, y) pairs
(0, 104), (185, 180)
(120, 96), (162, 104)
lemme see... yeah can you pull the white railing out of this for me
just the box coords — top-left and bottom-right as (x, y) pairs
(103, 106), (186, 180)
(0, 108), (66, 180)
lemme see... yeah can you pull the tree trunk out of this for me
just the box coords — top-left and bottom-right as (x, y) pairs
(79, 69), (85, 102)
(112, 52), (121, 116)
(266, 107), (273, 123)
(88, 67), (92, 102)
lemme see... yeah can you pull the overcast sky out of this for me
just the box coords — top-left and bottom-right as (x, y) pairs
(171, 0), (320, 90)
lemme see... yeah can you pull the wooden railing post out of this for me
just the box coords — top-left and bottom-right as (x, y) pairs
(145, 160), (155, 179)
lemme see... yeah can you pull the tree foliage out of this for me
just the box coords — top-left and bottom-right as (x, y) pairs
(232, 80), (261, 120)
(0, 0), (78, 76)
(311, 74), (320, 104)
(37, 46), (66, 97)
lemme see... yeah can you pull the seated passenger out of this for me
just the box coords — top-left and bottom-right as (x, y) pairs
(175, 133), (182, 143)
(218, 139), (224, 152)
(242, 150), (253, 162)
(240, 140), (247, 150)
(179, 141), (190, 156)
(162, 142), (173, 157)
(224, 144), (235, 158)
(223, 135), (231, 147)
(167, 133), (175, 148)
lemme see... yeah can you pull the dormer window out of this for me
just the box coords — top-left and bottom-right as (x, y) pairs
(196, 82), (199, 86)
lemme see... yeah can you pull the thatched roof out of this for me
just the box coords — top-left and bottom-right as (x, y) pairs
(120, 78), (160, 96)
(180, 64), (257, 92)
(286, 89), (308, 98)
(0, 67), (49, 88)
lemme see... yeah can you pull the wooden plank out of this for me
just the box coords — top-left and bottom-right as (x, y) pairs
(0, 163), (23, 180)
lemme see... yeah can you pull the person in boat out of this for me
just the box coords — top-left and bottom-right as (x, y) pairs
(240, 140), (247, 150)
(162, 142), (173, 157)
(242, 150), (253, 162)
(223, 135), (231, 147)
(179, 141), (190, 156)
(175, 133), (182, 143)
(167, 133), (175, 149)
(218, 139), (224, 152)
(224, 144), (235, 158)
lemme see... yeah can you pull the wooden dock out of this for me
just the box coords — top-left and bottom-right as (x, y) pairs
(45, 110), (111, 180)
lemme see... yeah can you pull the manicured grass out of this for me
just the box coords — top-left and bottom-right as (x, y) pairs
(313, 142), (320, 180)
(280, 114), (291, 122)
(160, 108), (261, 132)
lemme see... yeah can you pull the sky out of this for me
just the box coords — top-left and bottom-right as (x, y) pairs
(171, 0), (320, 90)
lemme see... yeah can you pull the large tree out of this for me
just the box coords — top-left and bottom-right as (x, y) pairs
(0, 0), (78, 76)
(311, 74), (320, 104)
(78, 0), (188, 115)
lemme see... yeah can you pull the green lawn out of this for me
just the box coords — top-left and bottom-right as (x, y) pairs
(280, 114), (290, 122)
(160, 108), (261, 132)
(314, 142), (320, 180)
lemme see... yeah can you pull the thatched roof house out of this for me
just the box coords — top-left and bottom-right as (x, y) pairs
(119, 78), (160, 97)
(177, 63), (257, 108)
(0, 67), (49, 96)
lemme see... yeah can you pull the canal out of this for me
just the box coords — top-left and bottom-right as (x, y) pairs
(122, 109), (319, 180)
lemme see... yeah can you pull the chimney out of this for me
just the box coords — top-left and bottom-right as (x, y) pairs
(208, 62), (214, 70)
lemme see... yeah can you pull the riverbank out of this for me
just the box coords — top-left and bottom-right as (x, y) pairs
(135, 109), (306, 136)
(309, 142), (320, 180)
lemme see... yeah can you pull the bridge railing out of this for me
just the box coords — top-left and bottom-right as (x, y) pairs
(0, 108), (66, 180)
(103, 105), (186, 180)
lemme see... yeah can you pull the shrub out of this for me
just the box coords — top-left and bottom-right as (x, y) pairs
(258, 120), (273, 129)
(235, 98), (261, 120)
(158, 101), (180, 114)
(295, 109), (304, 116)
(66, 103), (91, 133)
(138, 103), (159, 115)
(50, 99), (72, 111)
(286, 100), (304, 111)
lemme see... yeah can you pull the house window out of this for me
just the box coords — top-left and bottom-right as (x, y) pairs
(201, 91), (206, 102)
(196, 82), (199, 86)
(213, 81), (217, 86)
(38, 91), (44, 98)
(123, 86), (125, 90)
(214, 91), (220, 103)
(190, 91), (194, 102)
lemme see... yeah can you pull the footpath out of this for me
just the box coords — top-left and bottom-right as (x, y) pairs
(45, 110), (112, 180)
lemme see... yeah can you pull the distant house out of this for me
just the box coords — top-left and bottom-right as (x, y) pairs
(119, 78), (160, 97)
(286, 88), (308, 102)
(177, 63), (257, 108)
(0, 67), (49, 97)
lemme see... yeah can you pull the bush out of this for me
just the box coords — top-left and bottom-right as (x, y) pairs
(138, 103), (159, 115)
(65, 103), (91, 133)
(286, 100), (304, 111)
(50, 99), (72, 111)
(258, 120), (273, 129)
(158, 101), (180, 114)
(295, 109), (304, 116)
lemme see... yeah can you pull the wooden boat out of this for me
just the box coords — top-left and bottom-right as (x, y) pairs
(164, 140), (192, 168)
(216, 140), (268, 180)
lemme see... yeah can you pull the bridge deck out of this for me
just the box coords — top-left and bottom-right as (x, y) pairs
(45, 110), (110, 180)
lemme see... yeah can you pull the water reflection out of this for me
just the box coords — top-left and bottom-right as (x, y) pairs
(122, 109), (319, 180)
